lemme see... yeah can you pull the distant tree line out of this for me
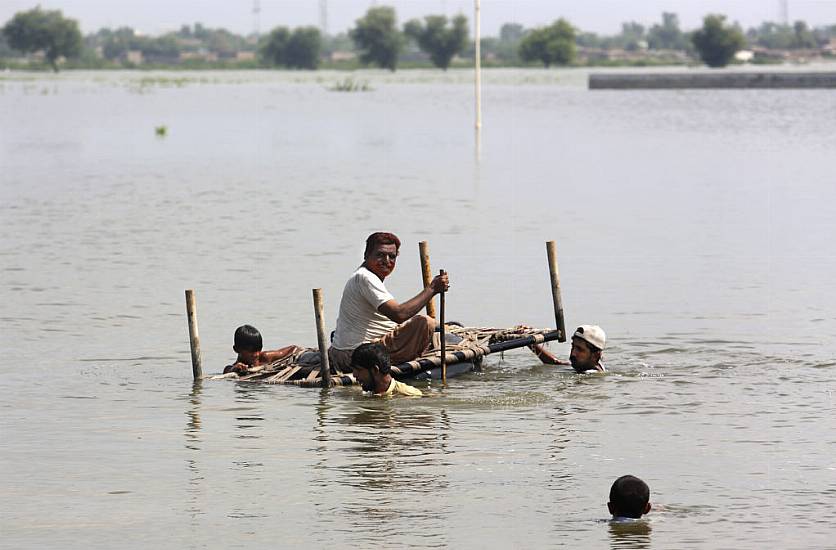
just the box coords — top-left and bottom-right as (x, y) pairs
(3, 5), (836, 71)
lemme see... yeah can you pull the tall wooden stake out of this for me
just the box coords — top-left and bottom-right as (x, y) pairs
(185, 289), (203, 380)
(419, 241), (436, 318)
(312, 288), (332, 388)
(546, 241), (567, 342)
(439, 269), (447, 384)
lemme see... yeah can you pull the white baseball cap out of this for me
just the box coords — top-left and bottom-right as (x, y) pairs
(572, 325), (606, 351)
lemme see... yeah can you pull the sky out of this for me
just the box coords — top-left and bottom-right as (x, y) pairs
(1, 0), (835, 37)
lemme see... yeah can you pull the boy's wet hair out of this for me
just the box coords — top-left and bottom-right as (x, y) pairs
(351, 342), (391, 375)
(364, 232), (401, 258)
(610, 475), (650, 518)
(234, 325), (263, 352)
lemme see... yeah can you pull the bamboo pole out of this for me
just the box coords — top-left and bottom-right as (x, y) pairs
(312, 288), (332, 388)
(185, 289), (203, 380)
(391, 330), (561, 377)
(439, 269), (447, 384)
(546, 241), (567, 342)
(419, 241), (436, 318)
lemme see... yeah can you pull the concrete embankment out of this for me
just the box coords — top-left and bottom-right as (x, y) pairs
(589, 71), (836, 89)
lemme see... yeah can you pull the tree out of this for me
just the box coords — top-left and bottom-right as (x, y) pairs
(647, 12), (687, 50)
(350, 6), (404, 71)
(2, 7), (82, 71)
(692, 14), (745, 67)
(792, 21), (817, 49)
(285, 27), (322, 69)
(618, 21), (646, 51)
(500, 23), (524, 43)
(100, 27), (138, 60)
(259, 26), (321, 69)
(519, 18), (575, 67)
(747, 22), (793, 49)
(260, 26), (290, 66)
(404, 14), (468, 70)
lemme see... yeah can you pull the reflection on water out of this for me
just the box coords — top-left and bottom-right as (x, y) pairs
(608, 520), (652, 549)
(185, 380), (205, 532)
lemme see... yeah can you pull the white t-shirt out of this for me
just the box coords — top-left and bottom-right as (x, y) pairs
(332, 266), (397, 351)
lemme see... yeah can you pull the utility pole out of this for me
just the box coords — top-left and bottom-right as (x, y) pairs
(780, 0), (789, 25)
(319, 0), (328, 36)
(253, 0), (261, 40)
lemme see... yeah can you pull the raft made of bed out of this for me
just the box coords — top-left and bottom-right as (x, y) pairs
(209, 326), (560, 388)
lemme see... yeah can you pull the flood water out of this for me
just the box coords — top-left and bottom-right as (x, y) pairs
(1, 68), (835, 548)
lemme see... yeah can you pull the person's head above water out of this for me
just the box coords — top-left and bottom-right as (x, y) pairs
(608, 475), (651, 519)
(351, 342), (392, 393)
(362, 232), (401, 280)
(570, 325), (606, 373)
(234, 324), (263, 353)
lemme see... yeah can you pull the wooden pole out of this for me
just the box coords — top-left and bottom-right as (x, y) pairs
(185, 289), (203, 380)
(546, 241), (567, 342)
(419, 241), (436, 318)
(439, 269), (447, 384)
(312, 288), (332, 388)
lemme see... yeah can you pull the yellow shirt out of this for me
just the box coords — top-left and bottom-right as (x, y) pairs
(379, 378), (423, 397)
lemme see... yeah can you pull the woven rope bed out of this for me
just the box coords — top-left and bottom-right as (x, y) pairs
(209, 325), (560, 388)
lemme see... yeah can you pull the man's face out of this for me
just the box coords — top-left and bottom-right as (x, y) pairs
(365, 243), (398, 280)
(352, 366), (376, 392)
(233, 346), (258, 365)
(569, 337), (599, 373)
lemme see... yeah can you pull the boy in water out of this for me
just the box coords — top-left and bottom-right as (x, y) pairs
(223, 324), (301, 375)
(351, 342), (423, 397)
(608, 475), (652, 520)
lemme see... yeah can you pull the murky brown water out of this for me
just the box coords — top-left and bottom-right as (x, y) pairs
(1, 69), (835, 548)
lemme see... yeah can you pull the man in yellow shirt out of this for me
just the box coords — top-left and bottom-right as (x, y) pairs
(351, 342), (423, 397)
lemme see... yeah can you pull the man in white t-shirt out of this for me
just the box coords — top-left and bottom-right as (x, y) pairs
(329, 232), (449, 373)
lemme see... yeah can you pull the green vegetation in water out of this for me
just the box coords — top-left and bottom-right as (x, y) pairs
(328, 77), (371, 92)
(155, 125), (167, 137)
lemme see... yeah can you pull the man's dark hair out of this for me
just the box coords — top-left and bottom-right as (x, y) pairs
(234, 325), (263, 352)
(609, 475), (650, 518)
(364, 232), (401, 258)
(351, 342), (391, 375)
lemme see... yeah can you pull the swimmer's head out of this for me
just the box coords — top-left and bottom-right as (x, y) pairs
(234, 324), (263, 353)
(608, 475), (651, 519)
(351, 342), (391, 392)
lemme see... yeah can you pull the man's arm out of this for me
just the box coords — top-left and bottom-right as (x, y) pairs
(530, 343), (569, 366)
(378, 273), (449, 324)
(257, 345), (302, 365)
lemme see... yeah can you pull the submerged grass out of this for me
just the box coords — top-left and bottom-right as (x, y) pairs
(328, 77), (372, 92)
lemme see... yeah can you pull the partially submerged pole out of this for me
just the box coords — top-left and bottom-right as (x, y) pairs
(546, 241), (567, 342)
(439, 269), (447, 384)
(419, 241), (437, 318)
(312, 288), (332, 388)
(185, 289), (203, 380)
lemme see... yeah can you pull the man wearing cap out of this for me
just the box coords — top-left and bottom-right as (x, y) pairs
(530, 325), (606, 373)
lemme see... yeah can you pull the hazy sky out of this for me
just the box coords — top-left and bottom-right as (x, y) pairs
(2, 1), (835, 36)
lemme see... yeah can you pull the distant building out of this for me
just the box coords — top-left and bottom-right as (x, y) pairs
(330, 50), (356, 62)
(735, 50), (754, 62)
(126, 50), (143, 65)
(236, 51), (256, 61)
(179, 51), (218, 62)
